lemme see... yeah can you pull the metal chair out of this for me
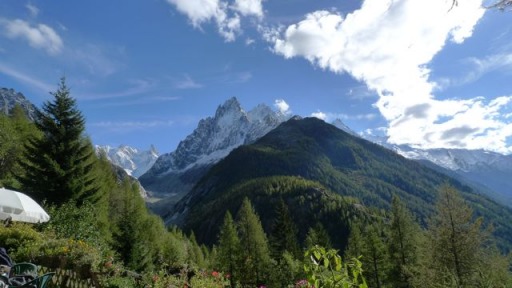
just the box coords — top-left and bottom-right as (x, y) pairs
(9, 272), (55, 288)
(8, 263), (38, 287)
(9, 263), (38, 279)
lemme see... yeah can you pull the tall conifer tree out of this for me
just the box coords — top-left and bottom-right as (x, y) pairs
(304, 222), (332, 249)
(217, 211), (241, 287)
(236, 197), (272, 287)
(270, 198), (300, 259)
(428, 185), (484, 287)
(362, 223), (389, 288)
(17, 78), (99, 205)
(388, 195), (421, 288)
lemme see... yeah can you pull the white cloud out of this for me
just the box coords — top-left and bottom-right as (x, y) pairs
(268, 0), (512, 153)
(462, 53), (512, 84)
(78, 78), (157, 100)
(26, 3), (39, 17)
(311, 111), (327, 120)
(233, 0), (264, 18)
(166, 0), (263, 41)
(245, 38), (255, 45)
(174, 74), (203, 89)
(69, 44), (124, 77)
(90, 120), (175, 132)
(274, 99), (291, 114)
(1, 19), (63, 55)
(166, 0), (239, 41)
(0, 62), (54, 93)
(311, 110), (377, 123)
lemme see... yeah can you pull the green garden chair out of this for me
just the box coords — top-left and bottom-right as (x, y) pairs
(9, 272), (55, 288)
(9, 263), (38, 278)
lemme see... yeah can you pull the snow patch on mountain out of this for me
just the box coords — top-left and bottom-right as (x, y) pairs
(95, 145), (159, 178)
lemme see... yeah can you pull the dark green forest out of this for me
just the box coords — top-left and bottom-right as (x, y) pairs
(1, 80), (511, 287)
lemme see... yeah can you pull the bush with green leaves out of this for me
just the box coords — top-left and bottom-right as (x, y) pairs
(303, 245), (368, 288)
(0, 223), (44, 261)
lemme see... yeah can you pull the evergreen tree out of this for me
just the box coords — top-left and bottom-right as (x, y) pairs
(388, 195), (421, 288)
(362, 223), (389, 288)
(344, 222), (364, 260)
(17, 78), (99, 205)
(0, 106), (40, 188)
(270, 198), (300, 259)
(304, 222), (332, 249)
(236, 197), (272, 287)
(428, 185), (484, 287)
(217, 211), (241, 287)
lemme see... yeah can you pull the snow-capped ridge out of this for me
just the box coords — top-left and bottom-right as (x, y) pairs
(143, 97), (291, 181)
(95, 145), (159, 178)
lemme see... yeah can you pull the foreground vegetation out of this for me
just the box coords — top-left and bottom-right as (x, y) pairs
(1, 79), (511, 287)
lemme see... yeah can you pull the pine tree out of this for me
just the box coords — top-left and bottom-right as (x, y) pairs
(388, 195), (421, 288)
(362, 223), (389, 288)
(304, 222), (332, 249)
(217, 211), (241, 287)
(345, 221), (364, 260)
(270, 198), (300, 259)
(428, 185), (484, 287)
(17, 78), (99, 205)
(236, 197), (272, 287)
(0, 105), (40, 188)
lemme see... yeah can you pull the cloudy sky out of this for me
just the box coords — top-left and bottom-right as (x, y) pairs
(1, 0), (511, 154)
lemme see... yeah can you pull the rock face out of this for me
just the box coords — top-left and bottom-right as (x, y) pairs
(0, 88), (38, 120)
(95, 145), (159, 178)
(139, 97), (290, 204)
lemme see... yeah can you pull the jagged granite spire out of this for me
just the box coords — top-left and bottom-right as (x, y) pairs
(140, 97), (290, 195)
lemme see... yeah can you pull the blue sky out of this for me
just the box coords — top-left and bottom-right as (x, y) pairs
(1, 0), (511, 154)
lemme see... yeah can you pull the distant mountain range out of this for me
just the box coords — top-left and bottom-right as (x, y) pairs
(97, 97), (512, 211)
(165, 117), (512, 248)
(2, 88), (512, 210)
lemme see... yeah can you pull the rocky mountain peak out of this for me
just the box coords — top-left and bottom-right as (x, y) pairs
(0, 88), (38, 120)
(140, 98), (292, 192)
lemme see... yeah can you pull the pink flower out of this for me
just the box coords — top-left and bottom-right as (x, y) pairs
(211, 271), (219, 277)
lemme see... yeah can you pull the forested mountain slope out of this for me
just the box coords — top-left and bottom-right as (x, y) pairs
(169, 117), (512, 250)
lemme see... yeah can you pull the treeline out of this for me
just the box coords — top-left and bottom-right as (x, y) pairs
(209, 185), (512, 287)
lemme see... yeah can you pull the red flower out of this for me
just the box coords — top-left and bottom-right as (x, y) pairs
(211, 271), (219, 277)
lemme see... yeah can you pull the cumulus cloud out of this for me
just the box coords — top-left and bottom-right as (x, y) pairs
(166, 0), (263, 41)
(1, 19), (63, 55)
(274, 99), (291, 114)
(233, 0), (264, 18)
(311, 111), (327, 120)
(268, 0), (512, 153)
